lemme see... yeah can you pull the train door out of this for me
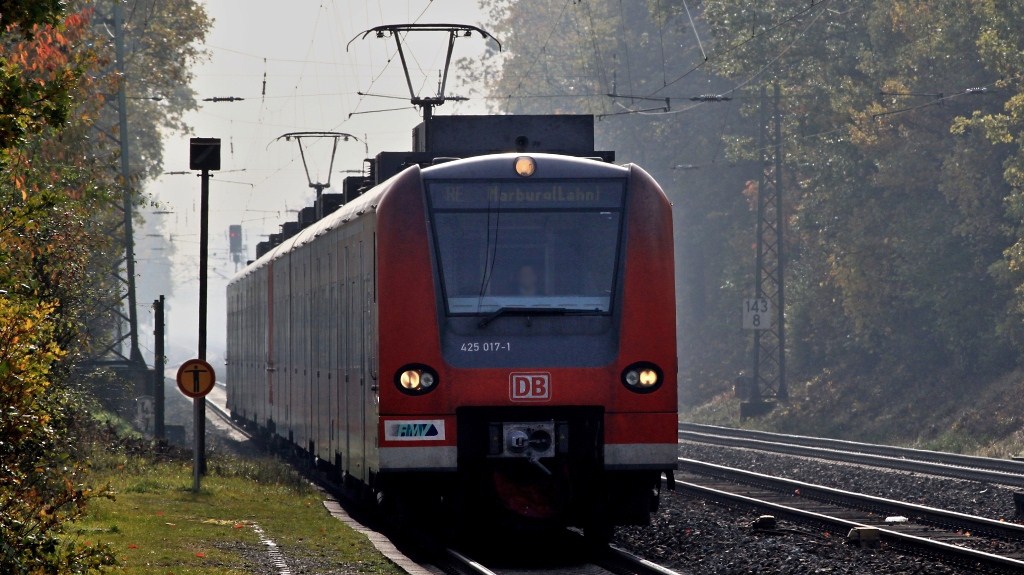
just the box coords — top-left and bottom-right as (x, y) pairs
(333, 236), (344, 474)
(364, 232), (378, 469)
(252, 279), (258, 418)
(323, 248), (335, 466)
(296, 252), (303, 449)
(226, 287), (236, 411)
(358, 239), (367, 478)
(286, 257), (294, 443)
(351, 238), (366, 481)
(290, 255), (300, 446)
(241, 272), (260, 423)
(274, 260), (289, 440)
(317, 248), (332, 465)
(345, 242), (358, 480)
(340, 239), (349, 475)
(312, 251), (322, 458)
(302, 250), (313, 452)
(268, 266), (277, 432)
(258, 275), (266, 421)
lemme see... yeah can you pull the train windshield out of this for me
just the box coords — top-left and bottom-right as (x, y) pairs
(427, 179), (626, 316)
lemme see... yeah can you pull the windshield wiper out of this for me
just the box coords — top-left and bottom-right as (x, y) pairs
(477, 306), (600, 328)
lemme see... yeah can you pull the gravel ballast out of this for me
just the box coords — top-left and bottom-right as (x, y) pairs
(613, 441), (1024, 574)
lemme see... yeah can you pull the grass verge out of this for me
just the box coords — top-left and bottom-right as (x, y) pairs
(75, 448), (404, 575)
(682, 368), (1024, 459)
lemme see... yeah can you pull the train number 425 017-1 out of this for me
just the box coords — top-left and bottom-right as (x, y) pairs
(460, 341), (511, 352)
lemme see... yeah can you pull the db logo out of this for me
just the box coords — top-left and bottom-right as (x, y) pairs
(510, 372), (551, 401)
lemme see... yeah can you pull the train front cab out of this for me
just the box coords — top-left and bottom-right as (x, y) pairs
(375, 154), (677, 536)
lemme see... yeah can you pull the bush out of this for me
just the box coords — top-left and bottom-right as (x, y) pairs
(0, 295), (116, 574)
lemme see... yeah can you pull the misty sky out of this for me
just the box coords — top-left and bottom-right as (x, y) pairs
(140, 1), (493, 368)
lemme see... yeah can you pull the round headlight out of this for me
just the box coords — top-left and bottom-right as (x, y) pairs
(399, 370), (421, 389)
(638, 368), (659, 387)
(395, 364), (439, 395)
(625, 370), (640, 386)
(419, 372), (435, 389)
(621, 362), (663, 393)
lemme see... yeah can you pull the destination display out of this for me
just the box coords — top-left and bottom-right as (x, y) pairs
(428, 180), (625, 210)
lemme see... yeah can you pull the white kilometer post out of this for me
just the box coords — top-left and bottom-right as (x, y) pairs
(743, 298), (771, 330)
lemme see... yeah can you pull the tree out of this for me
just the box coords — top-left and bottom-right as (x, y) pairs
(0, 297), (117, 574)
(953, 1), (1024, 353)
(0, 3), (87, 165)
(470, 0), (1024, 406)
(0, 7), (121, 569)
(88, 0), (211, 182)
(0, 1), (210, 571)
(678, 0), (1019, 379)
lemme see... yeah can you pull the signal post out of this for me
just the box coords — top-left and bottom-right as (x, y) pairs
(188, 137), (220, 481)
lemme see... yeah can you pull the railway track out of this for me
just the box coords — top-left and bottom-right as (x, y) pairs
(676, 457), (1024, 573)
(679, 422), (1024, 487)
(206, 390), (686, 575)
(211, 390), (1024, 571)
(441, 539), (686, 575)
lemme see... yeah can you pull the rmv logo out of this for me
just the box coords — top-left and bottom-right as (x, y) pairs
(510, 372), (551, 401)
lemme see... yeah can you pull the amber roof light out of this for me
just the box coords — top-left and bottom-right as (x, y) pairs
(514, 156), (536, 177)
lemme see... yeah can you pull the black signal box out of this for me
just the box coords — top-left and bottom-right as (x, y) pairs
(228, 225), (241, 253)
(189, 138), (221, 171)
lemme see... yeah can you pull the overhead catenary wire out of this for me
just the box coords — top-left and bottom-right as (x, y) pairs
(167, 0), (859, 251)
(601, 1), (832, 119)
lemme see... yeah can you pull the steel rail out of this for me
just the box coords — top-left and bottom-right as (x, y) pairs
(677, 457), (1024, 573)
(601, 545), (687, 575)
(440, 538), (688, 575)
(680, 422), (1024, 475)
(679, 427), (1024, 488)
(676, 478), (1024, 573)
(444, 548), (501, 575)
(679, 458), (1024, 540)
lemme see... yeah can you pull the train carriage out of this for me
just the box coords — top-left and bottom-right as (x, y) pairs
(227, 151), (677, 537)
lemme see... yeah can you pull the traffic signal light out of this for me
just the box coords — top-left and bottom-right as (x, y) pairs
(229, 225), (241, 253)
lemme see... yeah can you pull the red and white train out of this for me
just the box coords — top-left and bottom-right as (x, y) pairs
(226, 151), (677, 538)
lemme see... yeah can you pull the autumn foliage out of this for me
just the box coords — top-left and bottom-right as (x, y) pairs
(1, 4), (130, 574)
(0, 9), (94, 168)
(2, 0), (210, 567)
(0, 298), (117, 573)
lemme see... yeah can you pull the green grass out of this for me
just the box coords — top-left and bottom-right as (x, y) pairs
(74, 451), (404, 574)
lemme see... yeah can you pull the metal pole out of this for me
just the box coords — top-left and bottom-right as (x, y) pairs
(196, 169), (209, 487)
(153, 296), (165, 439)
(314, 183), (325, 220)
(751, 84), (767, 404)
(114, 0), (144, 365)
(773, 82), (787, 401)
